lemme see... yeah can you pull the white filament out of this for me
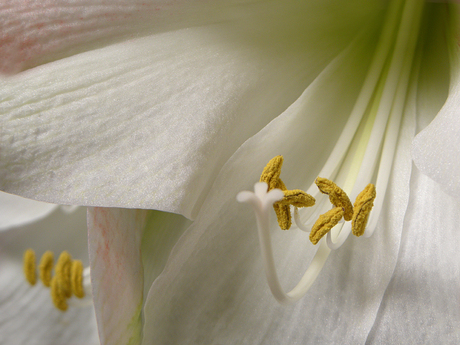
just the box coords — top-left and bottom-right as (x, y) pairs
(298, 0), (423, 248)
(237, 182), (330, 304)
(238, 0), (425, 304)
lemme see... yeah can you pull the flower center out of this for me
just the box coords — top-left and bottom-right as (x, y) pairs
(237, 0), (425, 304)
(259, 156), (376, 244)
(23, 249), (92, 311)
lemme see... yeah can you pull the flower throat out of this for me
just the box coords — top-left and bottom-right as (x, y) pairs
(237, 0), (426, 304)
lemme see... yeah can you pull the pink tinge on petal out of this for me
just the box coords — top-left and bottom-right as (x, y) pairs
(0, 0), (181, 74)
(88, 207), (148, 345)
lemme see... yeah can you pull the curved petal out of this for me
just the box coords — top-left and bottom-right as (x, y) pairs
(1, 0), (383, 219)
(1, 0), (156, 74)
(411, 13), (460, 201)
(87, 207), (191, 345)
(0, 0), (270, 74)
(412, 67), (460, 200)
(0, 207), (99, 345)
(366, 169), (460, 343)
(141, 28), (415, 343)
(141, 211), (192, 300)
(88, 207), (148, 345)
(0, 191), (57, 231)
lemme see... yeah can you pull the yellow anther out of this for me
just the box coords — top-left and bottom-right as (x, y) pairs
(39, 251), (54, 287)
(315, 177), (353, 221)
(310, 207), (344, 245)
(55, 251), (72, 298)
(260, 156), (315, 230)
(278, 189), (316, 208)
(273, 203), (292, 231)
(260, 155), (284, 190)
(23, 249), (37, 286)
(71, 260), (85, 299)
(50, 276), (68, 311)
(352, 184), (376, 237)
(23, 248), (86, 311)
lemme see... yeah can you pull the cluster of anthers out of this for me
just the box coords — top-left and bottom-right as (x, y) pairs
(23, 249), (90, 311)
(259, 155), (376, 244)
(237, 155), (376, 304)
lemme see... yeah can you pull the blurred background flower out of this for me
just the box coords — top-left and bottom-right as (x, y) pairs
(0, 192), (99, 345)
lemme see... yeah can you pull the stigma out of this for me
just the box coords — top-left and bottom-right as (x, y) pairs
(23, 249), (92, 311)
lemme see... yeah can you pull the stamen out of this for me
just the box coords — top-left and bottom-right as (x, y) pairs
(303, 0), (404, 199)
(273, 204), (292, 230)
(261, 156), (291, 230)
(260, 155), (284, 190)
(39, 251), (54, 287)
(240, 165), (376, 302)
(51, 276), (68, 311)
(315, 177), (353, 221)
(238, 0), (427, 305)
(237, 182), (330, 304)
(310, 207), (344, 245)
(278, 190), (315, 208)
(352, 184), (376, 237)
(363, 0), (423, 237)
(293, 207), (311, 232)
(23, 249), (37, 286)
(24, 249), (90, 311)
(260, 156), (315, 230)
(55, 251), (72, 298)
(71, 260), (85, 298)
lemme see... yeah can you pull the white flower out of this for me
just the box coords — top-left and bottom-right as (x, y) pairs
(1, 0), (460, 344)
(0, 192), (99, 345)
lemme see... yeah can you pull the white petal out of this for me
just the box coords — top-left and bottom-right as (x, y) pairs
(0, 0), (262, 73)
(0, 191), (57, 231)
(87, 207), (192, 345)
(87, 207), (147, 345)
(141, 29), (415, 344)
(0, 207), (99, 345)
(1, 1), (383, 219)
(412, 57), (460, 200)
(411, 10), (459, 200)
(141, 211), (192, 301)
(366, 169), (460, 343)
(367, 14), (459, 339)
(60, 205), (80, 214)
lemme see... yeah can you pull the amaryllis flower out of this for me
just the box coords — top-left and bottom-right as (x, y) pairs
(1, 0), (460, 344)
(0, 192), (99, 345)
